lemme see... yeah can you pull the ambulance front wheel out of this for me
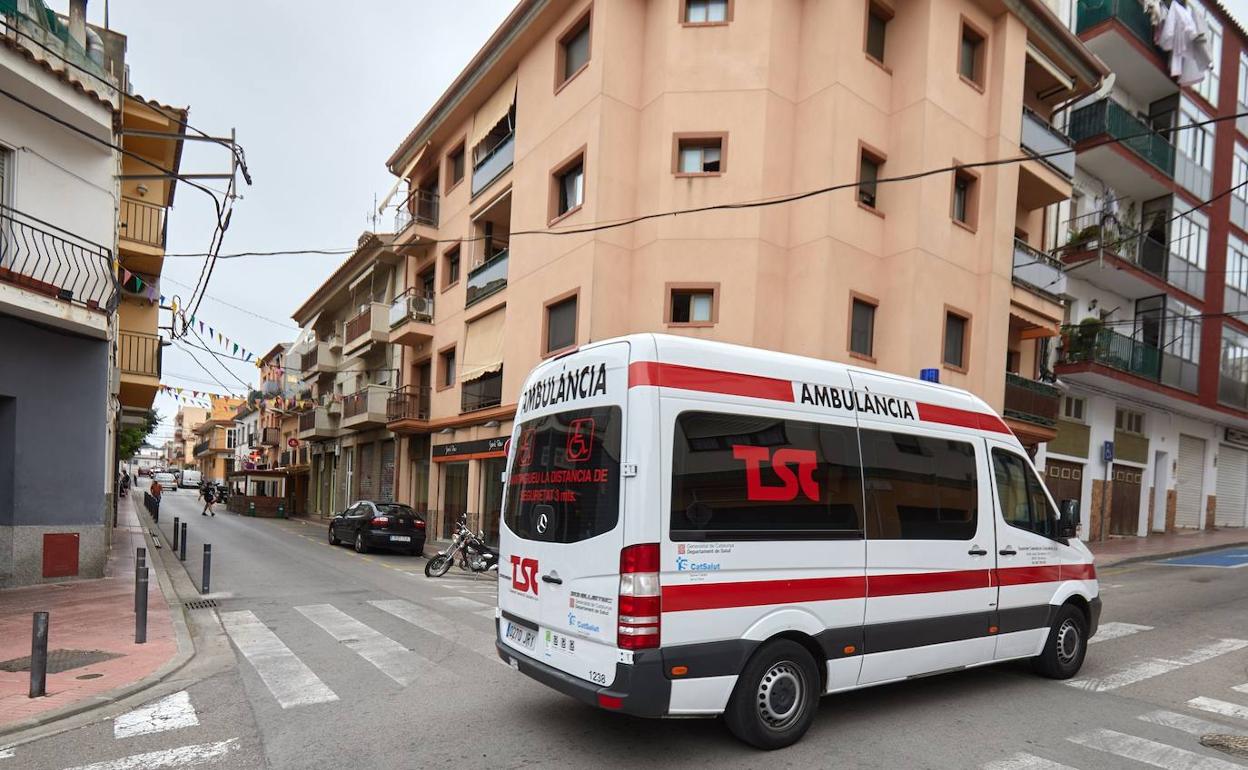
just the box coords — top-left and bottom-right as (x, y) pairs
(723, 639), (820, 750)
(1034, 603), (1088, 679)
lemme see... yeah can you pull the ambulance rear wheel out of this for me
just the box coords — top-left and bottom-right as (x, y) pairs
(724, 639), (820, 750)
(1034, 603), (1088, 679)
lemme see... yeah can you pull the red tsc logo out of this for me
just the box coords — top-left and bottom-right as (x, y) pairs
(510, 555), (539, 595)
(732, 445), (820, 502)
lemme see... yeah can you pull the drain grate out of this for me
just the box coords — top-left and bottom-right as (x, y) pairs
(184, 599), (218, 610)
(0, 649), (122, 674)
(1202, 734), (1248, 758)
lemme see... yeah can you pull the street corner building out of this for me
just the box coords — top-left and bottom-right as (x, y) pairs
(0, 0), (186, 586)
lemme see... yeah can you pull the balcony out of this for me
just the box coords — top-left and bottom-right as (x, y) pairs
(1013, 239), (1066, 298)
(342, 385), (390, 429)
(117, 330), (162, 410)
(461, 370), (503, 413)
(298, 341), (340, 381)
(396, 189), (439, 236)
(1075, 0), (1176, 103)
(471, 133), (514, 198)
(343, 302), (389, 355)
(297, 406), (339, 440)
(386, 385), (432, 432)
(1057, 324), (1198, 393)
(389, 289), (435, 346)
(1057, 213), (1199, 300)
(119, 197), (166, 250)
(1020, 109), (1075, 179)
(1003, 373), (1061, 431)
(194, 439), (210, 457)
(1068, 99), (1174, 199)
(465, 250), (508, 307)
(0, 205), (118, 316)
(259, 426), (280, 447)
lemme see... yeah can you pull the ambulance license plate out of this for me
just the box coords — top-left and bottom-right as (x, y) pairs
(505, 620), (537, 652)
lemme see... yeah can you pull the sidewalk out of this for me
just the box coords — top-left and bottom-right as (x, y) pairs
(1089, 527), (1248, 568)
(0, 494), (177, 731)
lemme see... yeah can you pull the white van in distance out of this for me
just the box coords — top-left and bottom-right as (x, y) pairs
(178, 469), (203, 489)
(496, 335), (1100, 749)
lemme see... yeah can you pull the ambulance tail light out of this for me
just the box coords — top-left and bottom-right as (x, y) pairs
(618, 543), (660, 650)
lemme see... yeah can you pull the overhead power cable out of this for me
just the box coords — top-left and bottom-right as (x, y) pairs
(172, 341), (243, 397)
(158, 276), (300, 331)
(187, 326), (253, 391)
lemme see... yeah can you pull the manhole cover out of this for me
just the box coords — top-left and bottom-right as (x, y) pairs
(184, 599), (217, 610)
(0, 649), (123, 674)
(1202, 734), (1248, 758)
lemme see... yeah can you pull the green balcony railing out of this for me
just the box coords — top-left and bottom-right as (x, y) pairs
(1075, 0), (1157, 49)
(1067, 98), (1175, 177)
(1003, 373), (1062, 429)
(1057, 324), (1162, 380)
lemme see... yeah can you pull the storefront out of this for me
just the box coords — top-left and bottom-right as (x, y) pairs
(430, 435), (508, 542)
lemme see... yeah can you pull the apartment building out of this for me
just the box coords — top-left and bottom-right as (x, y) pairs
(1035, 0), (1248, 540)
(193, 396), (242, 483)
(173, 405), (208, 469)
(378, 0), (1106, 541)
(291, 233), (404, 516)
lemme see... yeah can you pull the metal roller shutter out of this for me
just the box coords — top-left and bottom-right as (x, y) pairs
(1175, 435), (1206, 529)
(1216, 445), (1248, 527)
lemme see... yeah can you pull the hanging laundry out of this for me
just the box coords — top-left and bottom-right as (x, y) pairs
(1155, 0), (1212, 87)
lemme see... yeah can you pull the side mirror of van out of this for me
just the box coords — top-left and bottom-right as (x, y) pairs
(1058, 499), (1080, 538)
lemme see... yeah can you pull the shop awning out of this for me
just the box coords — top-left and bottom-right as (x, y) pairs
(460, 307), (505, 382)
(470, 72), (517, 151)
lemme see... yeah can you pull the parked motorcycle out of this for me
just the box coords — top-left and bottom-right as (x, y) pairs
(424, 515), (498, 577)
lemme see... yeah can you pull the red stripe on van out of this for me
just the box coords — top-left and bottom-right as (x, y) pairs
(994, 565), (1063, 586)
(916, 402), (1012, 434)
(628, 362), (795, 402)
(868, 569), (994, 595)
(1062, 563), (1097, 581)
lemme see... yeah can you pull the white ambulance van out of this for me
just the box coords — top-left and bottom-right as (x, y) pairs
(496, 334), (1099, 749)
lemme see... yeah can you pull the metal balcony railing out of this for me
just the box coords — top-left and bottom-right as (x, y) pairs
(1075, 0), (1158, 49)
(120, 197), (166, 248)
(465, 249), (508, 307)
(0, 204), (118, 311)
(298, 410), (316, 432)
(1057, 212), (1178, 287)
(193, 439), (210, 456)
(117, 330), (161, 377)
(471, 133), (515, 197)
(1003, 373), (1062, 428)
(389, 287), (434, 326)
(387, 385), (431, 422)
(1058, 324), (1162, 380)
(343, 388), (374, 419)
(260, 426), (280, 446)
(1013, 239), (1067, 296)
(1020, 109), (1075, 178)
(1067, 98), (1175, 177)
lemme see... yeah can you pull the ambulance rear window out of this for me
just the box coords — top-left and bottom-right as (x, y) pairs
(504, 406), (622, 544)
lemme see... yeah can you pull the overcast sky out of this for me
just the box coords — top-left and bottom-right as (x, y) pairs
(70, 0), (518, 446)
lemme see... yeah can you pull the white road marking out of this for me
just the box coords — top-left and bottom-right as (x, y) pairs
(1188, 696), (1248, 721)
(1138, 709), (1248, 736)
(1233, 683), (1248, 694)
(61, 739), (237, 770)
(434, 595), (489, 610)
(1069, 728), (1242, 769)
(295, 604), (429, 686)
(0, 748), (12, 759)
(982, 752), (1077, 769)
(1066, 638), (1248, 692)
(220, 610), (338, 709)
(1089, 622), (1153, 644)
(369, 599), (497, 659)
(113, 690), (199, 739)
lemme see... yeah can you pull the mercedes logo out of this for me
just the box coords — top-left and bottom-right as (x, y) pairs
(536, 512), (549, 534)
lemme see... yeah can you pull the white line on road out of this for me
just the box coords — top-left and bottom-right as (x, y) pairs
(61, 739), (237, 770)
(982, 751), (1077, 769)
(1070, 729), (1243, 769)
(1188, 696), (1248, 721)
(369, 599), (498, 660)
(1138, 709), (1248, 736)
(0, 748), (12, 759)
(220, 610), (338, 709)
(433, 595), (489, 611)
(1233, 683), (1248, 694)
(295, 604), (429, 687)
(114, 690), (199, 739)
(1088, 622), (1153, 645)
(1065, 638), (1248, 692)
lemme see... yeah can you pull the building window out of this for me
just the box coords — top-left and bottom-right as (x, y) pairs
(849, 295), (876, 358)
(544, 292), (578, 354)
(858, 144), (885, 209)
(443, 245), (460, 289)
(865, 1), (891, 65)
(439, 347), (456, 389)
(550, 149), (586, 223)
(951, 167), (978, 229)
(674, 134), (725, 175)
(1115, 408), (1144, 435)
(446, 141), (465, 191)
(943, 310), (969, 370)
(0, 146), (10, 207)
(556, 8), (592, 90)
(667, 284), (717, 326)
(1062, 396), (1086, 423)
(958, 20), (985, 88)
(682, 0), (730, 24)
(1191, 0), (1221, 106)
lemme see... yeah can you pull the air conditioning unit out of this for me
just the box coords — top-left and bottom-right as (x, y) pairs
(407, 294), (433, 322)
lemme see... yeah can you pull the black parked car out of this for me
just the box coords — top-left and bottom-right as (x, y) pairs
(328, 501), (426, 556)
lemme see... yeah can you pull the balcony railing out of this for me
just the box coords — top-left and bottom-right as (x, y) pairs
(193, 439), (210, 457)
(1057, 212), (1193, 295)
(1058, 324), (1166, 382)
(394, 188), (439, 233)
(1020, 109), (1075, 178)
(1220, 373), (1248, 411)
(345, 308), (372, 345)
(298, 410), (317, 432)
(387, 385), (431, 422)
(1075, 0), (1158, 50)
(389, 287), (434, 327)
(1068, 98), (1175, 177)
(0, 204), (118, 311)
(120, 197), (166, 248)
(461, 370), (503, 413)
(343, 387), (375, 419)
(260, 426), (280, 446)
(465, 249), (509, 307)
(1003, 373), (1061, 428)
(471, 133), (515, 197)
(118, 330), (162, 377)
(0, 0), (108, 80)
(1013, 239), (1067, 296)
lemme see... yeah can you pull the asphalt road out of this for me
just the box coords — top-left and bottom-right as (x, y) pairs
(6, 484), (1248, 769)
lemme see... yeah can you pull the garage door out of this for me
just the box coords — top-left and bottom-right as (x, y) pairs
(1110, 464), (1143, 535)
(1044, 459), (1084, 510)
(1216, 445), (1248, 527)
(1175, 434), (1206, 529)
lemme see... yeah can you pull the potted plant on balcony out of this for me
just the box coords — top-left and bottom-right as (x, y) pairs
(1063, 317), (1104, 363)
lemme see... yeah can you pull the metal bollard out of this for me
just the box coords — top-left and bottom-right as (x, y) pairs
(135, 567), (148, 644)
(201, 544), (212, 594)
(135, 547), (146, 614)
(29, 612), (48, 698)
(179, 522), (187, 562)
(172, 516), (179, 550)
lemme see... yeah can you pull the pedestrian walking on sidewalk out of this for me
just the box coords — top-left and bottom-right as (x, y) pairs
(150, 478), (163, 501)
(201, 483), (216, 516)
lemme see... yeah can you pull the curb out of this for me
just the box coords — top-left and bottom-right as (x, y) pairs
(1096, 539), (1248, 570)
(0, 494), (199, 744)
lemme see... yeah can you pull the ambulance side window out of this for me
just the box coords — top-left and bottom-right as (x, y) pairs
(670, 411), (864, 541)
(992, 449), (1058, 539)
(860, 430), (978, 540)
